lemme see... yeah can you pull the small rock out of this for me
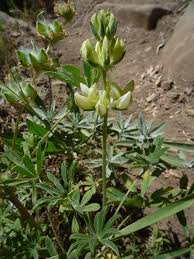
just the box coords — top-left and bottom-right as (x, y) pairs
(52, 80), (64, 87)
(162, 1), (194, 84)
(161, 81), (173, 91)
(154, 64), (161, 73)
(11, 31), (21, 38)
(140, 73), (146, 81)
(155, 76), (162, 87)
(185, 107), (194, 117)
(164, 102), (170, 110)
(170, 92), (186, 103)
(147, 66), (154, 76)
(146, 93), (158, 103)
(178, 94), (186, 103)
(169, 92), (180, 102)
(184, 87), (193, 96)
(145, 46), (152, 52)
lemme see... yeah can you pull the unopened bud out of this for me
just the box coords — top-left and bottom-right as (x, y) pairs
(74, 83), (99, 111)
(90, 9), (118, 41)
(36, 20), (67, 43)
(110, 37), (125, 66)
(81, 39), (100, 67)
(113, 91), (132, 110)
(95, 90), (109, 117)
(17, 48), (57, 72)
(54, 2), (76, 22)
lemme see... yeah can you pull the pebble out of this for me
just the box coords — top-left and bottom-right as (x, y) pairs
(162, 81), (173, 91)
(146, 93), (158, 103)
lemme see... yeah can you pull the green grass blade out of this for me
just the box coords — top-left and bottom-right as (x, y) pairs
(155, 247), (191, 259)
(118, 194), (194, 237)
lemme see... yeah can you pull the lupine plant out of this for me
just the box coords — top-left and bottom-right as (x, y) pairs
(2, 6), (194, 259)
(74, 9), (133, 208)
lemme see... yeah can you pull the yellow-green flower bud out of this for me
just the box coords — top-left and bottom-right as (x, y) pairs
(17, 48), (57, 72)
(101, 36), (110, 67)
(118, 91), (132, 110)
(112, 91), (132, 110)
(54, 1), (76, 22)
(109, 81), (133, 110)
(110, 37), (125, 66)
(36, 20), (67, 43)
(95, 90), (109, 117)
(90, 9), (118, 41)
(74, 83), (99, 111)
(1, 81), (37, 106)
(110, 83), (121, 100)
(81, 39), (100, 67)
(94, 37), (110, 69)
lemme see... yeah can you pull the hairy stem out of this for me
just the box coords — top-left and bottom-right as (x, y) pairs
(102, 71), (108, 208)
(1, 186), (37, 228)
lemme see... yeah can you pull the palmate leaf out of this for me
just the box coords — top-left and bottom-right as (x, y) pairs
(47, 172), (65, 194)
(15, 164), (35, 177)
(81, 190), (94, 207)
(47, 65), (85, 87)
(26, 119), (48, 137)
(83, 61), (101, 86)
(22, 155), (37, 176)
(4, 146), (22, 164)
(36, 183), (61, 196)
(33, 197), (57, 210)
(118, 194), (194, 237)
(94, 209), (107, 234)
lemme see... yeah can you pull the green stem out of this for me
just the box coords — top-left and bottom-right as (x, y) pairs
(102, 70), (108, 208)
(102, 111), (108, 208)
(12, 107), (23, 150)
(114, 178), (138, 217)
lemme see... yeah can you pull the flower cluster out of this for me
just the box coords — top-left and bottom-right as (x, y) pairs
(80, 9), (125, 70)
(1, 80), (37, 106)
(74, 81), (133, 117)
(54, 1), (76, 22)
(36, 20), (67, 43)
(74, 9), (133, 117)
(17, 47), (57, 73)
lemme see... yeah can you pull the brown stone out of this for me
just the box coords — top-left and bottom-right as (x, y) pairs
(162, 1), (194, 86)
